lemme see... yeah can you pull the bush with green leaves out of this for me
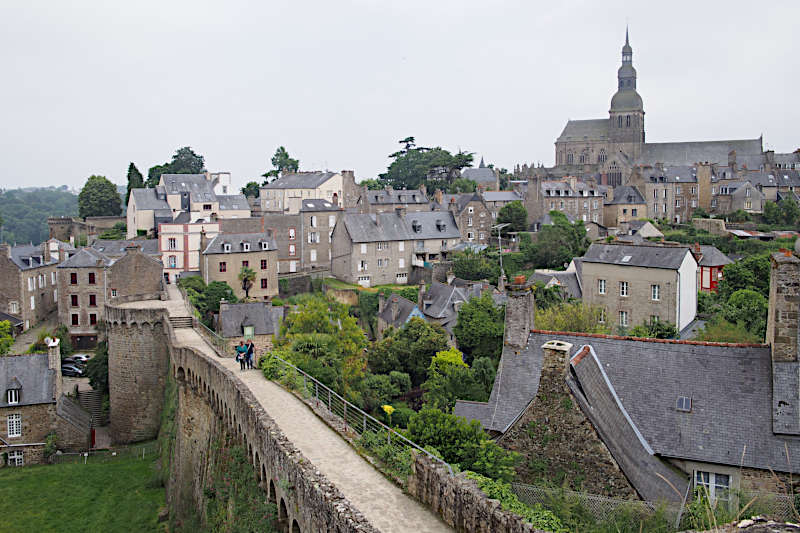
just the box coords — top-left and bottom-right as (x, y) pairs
(0, 321), (13, 356)
(357, 429), (413, 479)
(628, 321), (678, 339)
(452, 293), (504, 363)
(422, 347), (488, 412)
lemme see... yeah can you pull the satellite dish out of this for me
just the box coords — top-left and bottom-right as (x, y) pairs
(44, 337), (53, 345)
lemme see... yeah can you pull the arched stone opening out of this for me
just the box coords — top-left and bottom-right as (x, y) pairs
(261, 463), (267, 486)
(269, 480), (277, 504)
(292, 519), (301, 533)
(254, 452), (260, 477)
(279, 499), (288, 529)
(177, 367), (185, 381)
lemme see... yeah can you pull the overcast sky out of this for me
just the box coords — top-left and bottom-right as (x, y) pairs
(1, 1), (798, 192)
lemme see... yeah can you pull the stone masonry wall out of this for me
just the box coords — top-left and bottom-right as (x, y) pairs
(106, 305), (169, 444)
(500, 346), (637, 498)
(407, 454), (543, 533)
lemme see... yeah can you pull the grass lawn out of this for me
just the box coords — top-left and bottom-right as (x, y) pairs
(322, 277), (419, 293)
(0, 454), (165, 533)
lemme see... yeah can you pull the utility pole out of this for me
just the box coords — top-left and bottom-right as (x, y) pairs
(492, 223), (510, 286)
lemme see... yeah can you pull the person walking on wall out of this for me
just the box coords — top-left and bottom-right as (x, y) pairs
(246, 339), (256, 370)
(235, 341), (248, 371)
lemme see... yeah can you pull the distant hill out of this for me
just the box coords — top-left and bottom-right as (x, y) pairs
(0, 187), (78, 245)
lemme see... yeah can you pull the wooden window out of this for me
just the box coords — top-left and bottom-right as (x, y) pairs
(88, 272), (96, 285)
(260, 279), (268, 289)
(219, 262), (226, 273)
(260, 260), (267, 270)
(89, 294), (97, 307)
(71, 314), (79, 326)
(7, 413), (21, 438)
(70, 273), (77, 285)
(70, 295), (78, 307)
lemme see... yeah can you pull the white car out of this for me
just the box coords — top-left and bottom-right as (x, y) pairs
(71, 354), (91, 364)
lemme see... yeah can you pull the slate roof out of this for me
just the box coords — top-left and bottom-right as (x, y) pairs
(91, 239), (160, 257)
(420, 281), (482, 320)
(0, 354), (55, 407)
(377, 294), (417, 330)
(698, 245), (732, 267)
(57, 247), (111, 268)
(642, 165), (698, 183)
(433, 193), (477, 212)
(161, 174), (216, 202)
(530, 212), (576, 231)
(365, 189), (428, 205)
(262, 172), (336, 190)
(131, 188), (170, 211)
(218, 303), (283, 338)
(582, 243), (692, 270)
(8, 243), (66, 270)
(203, 232), (277, 254)
(0, 311), (22, 327)
(300, 199), (339, 212)
(217, 194), (249, 211)
(405, 212), (461, 240)
(529, 271), (582, 299)
(461, 167), (497, 184)
(482, 191), (522, 203)
(607, 185), (645, 205)
(637, 138), (763, 166)
(556, 119), (609, 142)
(342, 213), (412, 243)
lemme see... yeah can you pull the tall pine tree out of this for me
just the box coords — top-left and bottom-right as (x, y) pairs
(126, 162), (144, 201)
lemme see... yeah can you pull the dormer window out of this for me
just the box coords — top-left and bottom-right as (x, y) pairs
(7, 389), (19, 405)
(223, 243), (231, 253)
(242, 242), (250, 252)
(261, 241), (269, 250)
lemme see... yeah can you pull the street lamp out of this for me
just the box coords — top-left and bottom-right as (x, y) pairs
(492, 223), (510, 285)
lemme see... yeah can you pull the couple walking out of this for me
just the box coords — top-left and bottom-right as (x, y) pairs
(235, 339), (256, 371)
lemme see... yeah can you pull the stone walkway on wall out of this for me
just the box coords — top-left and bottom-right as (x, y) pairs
(161, 285), (452, 533)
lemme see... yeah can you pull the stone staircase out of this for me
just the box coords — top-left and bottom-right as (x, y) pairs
(77, 389), (106, 427)
(168, 316), (194, 329)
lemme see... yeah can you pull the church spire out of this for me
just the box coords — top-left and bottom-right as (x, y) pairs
(621, 27), (632, 64)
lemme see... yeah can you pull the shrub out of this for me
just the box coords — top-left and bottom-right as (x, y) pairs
(270, 297), (284, 306)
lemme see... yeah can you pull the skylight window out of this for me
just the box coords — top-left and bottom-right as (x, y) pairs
(621, 255), (632, 263)
(676, 396), (692, 412)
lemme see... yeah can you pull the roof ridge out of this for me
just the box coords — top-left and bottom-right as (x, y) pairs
(531, 329), (767, 348)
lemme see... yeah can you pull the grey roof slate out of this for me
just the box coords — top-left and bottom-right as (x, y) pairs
(0, 354), (55, 407)
(299, 199), (339, 212)
(433, 193), (477, 213)
(57, 247), (111, 268)
(262, 172), (336, 190)
(0, 311), (22, 327)
(203, 232), (277, 254)
(582, 243), (692, 270)
(698, 245), (732, 267)
(607, 185), (645, 205)
(637, 138), (763, 166)
(131, 188), (170, 211)
(365, 189), (429, 205)
(405, 211), (461, 240)
(529, 271), (582, 299)
(642, 165), (698, 183)
(218, 303), (283, 338)
(217, 194), (249, 211)
(482, 191), (522, 202)
(91, 239), (160, 257)
(420, 281), (482, 320)
(343, 213), (412, 243)
(8, 244), (59, 270)
(462, 167), (497, 184)
(161, 174), (216, 202)
(556, 119), (609, 142)
(377, 294), (417, 330)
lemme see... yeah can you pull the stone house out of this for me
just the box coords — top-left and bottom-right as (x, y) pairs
(711, 180), (765, 215)
(628, 165), (702, 223)
(216, 301), (283, 358)
(357, 186), (430, 214)
(158, 220), (221, 283)
(603, 185), (646, 227)
(0, 241), (71, 332)
(579, 242), (697, 332)
(299, 199), (342, 272)
(417, 281), (486, 343)
(200, 232), (278, 300)
(57, 245), (164, 348)
(1, 340), (91, 467)
(481, 190), (524, 221)
(430, 191), (492, 244)
(523, 177), (605, 227)
(260, 171), (359, 214)
(457, 252), (800, 503)
(375, 293), (425, 340)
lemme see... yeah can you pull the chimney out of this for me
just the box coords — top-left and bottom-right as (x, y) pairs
(568, 176), (577, 190)
(0, 243), (9, 259)
(504, 277), (535, 349)
(41, 241), (51, 263)
(767, 250), (800, 435)
(378, 292), (385, 314)
(418, 282), (425, 308)
(391, 295), (399, 322)
(435, 189), (443, 205)
(419, 183), (427, 197)
(395, 206), (406, 218)
(48, 337), (63, 401)
(541, 339), (574, 376)
(728, 150), (737, 170)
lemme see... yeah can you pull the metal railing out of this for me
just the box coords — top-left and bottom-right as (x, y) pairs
(51, 443), (159, 464)
(175, 281), (454, 477)
(264, 352), (454, 477)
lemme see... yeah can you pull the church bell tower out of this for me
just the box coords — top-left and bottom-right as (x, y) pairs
(608, 28), (645, 155)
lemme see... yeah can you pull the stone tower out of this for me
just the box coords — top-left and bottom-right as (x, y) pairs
(504, 277), (535, 349)
(767, 250), (800, 435)
(608, 28), (645, 155)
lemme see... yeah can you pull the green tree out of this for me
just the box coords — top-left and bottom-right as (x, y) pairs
(0, 187), (78, 244)
(406, 408), (519, 481)
(452, 249), (500, 283)
(723, 289), (768, 340)
(240, 181), (260, 198)
(359, 178), (385, 190)
(535, 302), (610, 334)
(725, 209), (751, 222)
(78, 175), (122, 218)
(0, 321), (13, 355)
(146, 146), (205, 187)
(98, 221), (127, 240)
(85, 341), (109, 394)
(696, 317), (760, 344)
(201, 281), (237, 315)
(125, 162), (144, 202)
(422, 347), (487, 412)
(692, 207), (710, 219)
(496, 201), (528, 233)
(146, 163), (170, 188)
(238, 266), (256, 299)
(717, 254), (771, 300)
(447, 178), (477, 194)
(763, 201), (782, 225)
(628, 320), (679, 339)
(780, 197), (800, 226)
(522, 211), (589, 269)
(379, 136), (473, 191)
(453, 293), (504, 363)
(261, 146), (299, 182)
(368, 317), (449, 387)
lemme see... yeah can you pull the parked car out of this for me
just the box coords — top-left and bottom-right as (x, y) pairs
(61, 364), (84, 377)
(70, 354), (91, 364)
(62, 357), (85, 367)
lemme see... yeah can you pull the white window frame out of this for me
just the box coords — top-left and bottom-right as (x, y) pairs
(328, 215), (336, 227)
(619, 310), (628, 327)
(651, 284), (660, 301)
(398, 258), (405, 268)
(7, 413), (21, 437)
(111, 289), (117, 297)
(9, 301), (18, 314)
(310, 215), (317, 228)
(7, 389), (19, 405)
(468, 206), (474, 214)
(467, 216), (473, 227)
(598, 279), (606, 295)
(223, 243), (231, 253)
(168, 237), (177, 250)
(361, 243), (367, 254)
(694, 471), (730, 505)
(242, 242), (250, 252)
(51, 271), (56, 284)
(30, 296), (35, 310)
(598, 308), (606, 323)
(7, 450), (23, 467)
(398, 241), (404, 252)
(619, 281), (628, 297)
(310, 249), (317, 262)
